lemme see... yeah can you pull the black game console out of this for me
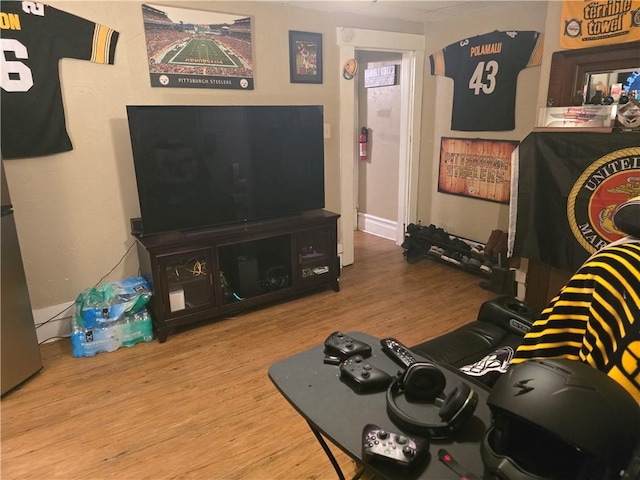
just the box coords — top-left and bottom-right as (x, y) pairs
(363, 424), (430, 471)
(324, 331), (372, 361)
(237, 256), (259, 297)
(339, 355), (392, 393)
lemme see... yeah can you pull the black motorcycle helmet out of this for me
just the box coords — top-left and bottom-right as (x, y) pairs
(481, 358), (640, 480)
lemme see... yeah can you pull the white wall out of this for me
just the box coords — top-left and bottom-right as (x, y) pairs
(418, 1), (550, 244)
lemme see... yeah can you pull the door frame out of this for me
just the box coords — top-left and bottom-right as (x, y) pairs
(337, 28), (425, 265)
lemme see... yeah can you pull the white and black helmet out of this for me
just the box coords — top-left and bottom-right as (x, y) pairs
(481, 358), (640, 479)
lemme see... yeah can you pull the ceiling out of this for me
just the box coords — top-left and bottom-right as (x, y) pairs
(273, 1), (507, 24)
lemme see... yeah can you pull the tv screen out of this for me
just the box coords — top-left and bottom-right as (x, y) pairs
(126, 105), (325, 235)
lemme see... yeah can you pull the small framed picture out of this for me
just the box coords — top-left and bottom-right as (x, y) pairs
(289, 31), (322, 84)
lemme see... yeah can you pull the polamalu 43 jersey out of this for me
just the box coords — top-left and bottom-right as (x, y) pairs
(429, 30), (544, 132)
(1, 2), (119, 159)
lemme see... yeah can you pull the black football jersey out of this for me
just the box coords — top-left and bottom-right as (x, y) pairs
(429, 30), (544, 131)
(1, 2), (119, 159)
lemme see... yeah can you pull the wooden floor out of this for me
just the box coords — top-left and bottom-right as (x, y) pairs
(1, 231), (495, 480)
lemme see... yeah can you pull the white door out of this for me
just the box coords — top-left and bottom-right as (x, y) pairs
(356, 51), (402, 241)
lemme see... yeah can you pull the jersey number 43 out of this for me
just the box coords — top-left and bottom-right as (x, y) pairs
(469, 60), (498, 96)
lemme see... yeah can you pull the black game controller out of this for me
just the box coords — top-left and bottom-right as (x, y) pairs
(339, 355), (392, 393)
(324, 331), (372, 361)
(363, 424), (429, 470)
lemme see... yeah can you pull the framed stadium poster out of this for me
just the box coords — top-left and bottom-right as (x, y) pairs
(141, 4), (254, 89)
(438, 137), (518, 204)
(289, 31), (323, 84)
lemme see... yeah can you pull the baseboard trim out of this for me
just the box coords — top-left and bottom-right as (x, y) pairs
(357, 213), (397, 241)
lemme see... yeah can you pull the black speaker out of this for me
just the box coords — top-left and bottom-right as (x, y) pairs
(386, 363), (478, 439)
(130, 217), (144, 236)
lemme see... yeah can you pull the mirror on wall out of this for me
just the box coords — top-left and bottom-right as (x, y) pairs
(581, 68), (640, 105)
(547, 41), (640, 107)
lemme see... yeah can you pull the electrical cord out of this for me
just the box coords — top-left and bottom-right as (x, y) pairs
(35, 241), (137, 329)
(38, 335), (71, 345)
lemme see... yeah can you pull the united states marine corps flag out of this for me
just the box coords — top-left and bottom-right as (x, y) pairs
(561, 0), (640, 49)
(511, 132), (640, 271)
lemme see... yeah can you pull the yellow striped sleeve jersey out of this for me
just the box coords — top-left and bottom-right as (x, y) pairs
(511, 241), (640, 404)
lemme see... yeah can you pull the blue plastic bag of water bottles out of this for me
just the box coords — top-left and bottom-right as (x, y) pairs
(76, 276), (152, 329)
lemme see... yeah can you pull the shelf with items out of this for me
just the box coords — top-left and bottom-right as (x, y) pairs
(165, 255), (209, 287)
(217, 234), (293, 304)
(301, 265), (331, 278)
(134, 209), (340, 342)
(299, 251), (330, 265)
(159, 248), (215, 316)
(296, 226), (338, 286)
(402, 223), (500, 279)
(424, 246), (490, 279)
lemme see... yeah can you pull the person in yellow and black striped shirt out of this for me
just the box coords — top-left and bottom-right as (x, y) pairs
(511, 194), (640, 404)
(510, 238), (640, 405)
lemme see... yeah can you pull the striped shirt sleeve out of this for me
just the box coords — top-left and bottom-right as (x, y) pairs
(511, 242), (640, 404)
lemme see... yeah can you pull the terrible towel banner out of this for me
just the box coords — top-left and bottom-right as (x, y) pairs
(511, 131), (640, 271)
(438, 138), (518, 204)
(561, 0), (640, 49)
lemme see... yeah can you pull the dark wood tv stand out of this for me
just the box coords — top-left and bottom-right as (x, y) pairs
(133, 210), (340, 342)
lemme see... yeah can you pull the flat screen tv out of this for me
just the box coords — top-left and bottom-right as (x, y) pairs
(126, 105), (325, 235)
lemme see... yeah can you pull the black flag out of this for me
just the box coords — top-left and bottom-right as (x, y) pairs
(512, 131), (640, 271)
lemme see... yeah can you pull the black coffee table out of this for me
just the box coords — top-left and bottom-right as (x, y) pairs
(268, 332), (492, 479)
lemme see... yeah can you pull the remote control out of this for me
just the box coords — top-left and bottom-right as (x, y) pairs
(324, 331), (372, 361)
(363, 424), (429, 470)
(380, 337), (418, 369)
(339, 356), (392, 393)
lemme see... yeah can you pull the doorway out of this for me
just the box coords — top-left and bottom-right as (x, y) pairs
(337, 28), (425, 266)
(356, 50), (403, 241)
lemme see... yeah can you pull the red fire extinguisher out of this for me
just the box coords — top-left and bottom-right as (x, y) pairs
(359, 127), (368, 161)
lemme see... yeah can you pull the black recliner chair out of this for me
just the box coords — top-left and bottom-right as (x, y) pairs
(410, 295), (540, 370)
(411, 193), (640, 379)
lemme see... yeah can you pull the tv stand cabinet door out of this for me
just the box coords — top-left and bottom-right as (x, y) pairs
(295, 223), (339, 292)
(154, 247), (216, 341)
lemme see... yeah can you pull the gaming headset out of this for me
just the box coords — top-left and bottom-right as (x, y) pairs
(386, 362), (478, 439)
